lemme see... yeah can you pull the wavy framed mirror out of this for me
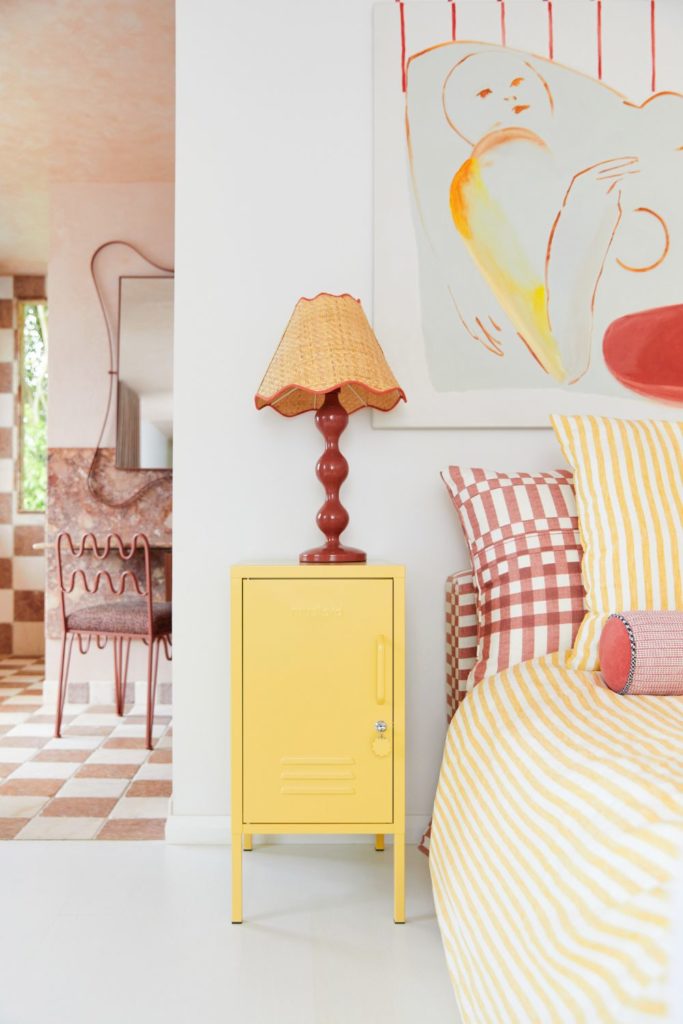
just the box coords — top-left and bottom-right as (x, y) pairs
(89, 241), (173, 507)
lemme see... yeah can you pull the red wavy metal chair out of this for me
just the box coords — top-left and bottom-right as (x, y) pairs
(55, 532), (172, 749)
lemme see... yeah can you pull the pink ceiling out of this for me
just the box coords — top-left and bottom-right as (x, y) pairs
(0, 0), (174, 273)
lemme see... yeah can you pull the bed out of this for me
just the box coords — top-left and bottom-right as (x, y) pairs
(430, 570), (683, 1023)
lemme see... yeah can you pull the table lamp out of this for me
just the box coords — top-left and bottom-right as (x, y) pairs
(255, 292), (406, 563)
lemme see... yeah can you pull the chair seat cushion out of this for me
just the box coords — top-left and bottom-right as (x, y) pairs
(66, 599), (172, 637)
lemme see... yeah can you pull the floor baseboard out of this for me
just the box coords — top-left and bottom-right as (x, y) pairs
(165, 809), (429, 846)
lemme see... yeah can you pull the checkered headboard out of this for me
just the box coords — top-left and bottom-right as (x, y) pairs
(419, 569), (479, 854)
(445, 569), (479, 722)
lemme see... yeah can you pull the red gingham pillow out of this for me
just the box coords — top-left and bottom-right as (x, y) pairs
(442, 467), (586, 685)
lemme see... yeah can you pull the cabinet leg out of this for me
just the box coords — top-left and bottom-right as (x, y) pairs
(375, 833), (384, 852)
(232, 834), (243, 923)
(394, 832), (405, 924)
(244, 833), (253, 852)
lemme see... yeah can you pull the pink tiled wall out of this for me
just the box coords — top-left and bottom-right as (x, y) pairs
(0, 274), (46, 655)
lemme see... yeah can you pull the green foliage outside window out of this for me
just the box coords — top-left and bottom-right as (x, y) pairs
(20, 303), (48, 513)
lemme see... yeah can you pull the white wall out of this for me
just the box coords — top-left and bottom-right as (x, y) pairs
(173, 0), (565, 839)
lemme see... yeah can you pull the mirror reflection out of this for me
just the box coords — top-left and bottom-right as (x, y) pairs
(116, 276), (173, 470)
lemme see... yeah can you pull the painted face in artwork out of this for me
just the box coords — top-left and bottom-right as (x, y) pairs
(442, 52), (554, 146)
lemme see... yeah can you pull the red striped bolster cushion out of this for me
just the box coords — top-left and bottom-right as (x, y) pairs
(599, 612), (683, 695)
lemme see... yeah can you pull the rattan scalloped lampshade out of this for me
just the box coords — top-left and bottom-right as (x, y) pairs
(254, 293), (406, 416)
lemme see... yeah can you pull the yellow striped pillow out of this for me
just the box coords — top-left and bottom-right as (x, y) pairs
(550, 415), (683, 670)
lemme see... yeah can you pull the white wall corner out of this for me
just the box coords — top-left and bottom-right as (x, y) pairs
(164, 809), (231, 845)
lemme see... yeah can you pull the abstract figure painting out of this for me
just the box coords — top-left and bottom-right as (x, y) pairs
(374, 1), (683, 426)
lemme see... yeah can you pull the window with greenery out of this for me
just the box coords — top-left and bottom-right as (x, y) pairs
(19, 302), (48, 513)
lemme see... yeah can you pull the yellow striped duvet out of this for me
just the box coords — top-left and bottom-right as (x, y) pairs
(430, 652), (683, 1023)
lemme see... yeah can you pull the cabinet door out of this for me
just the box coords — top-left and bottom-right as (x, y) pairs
(242, 578), (393, 824)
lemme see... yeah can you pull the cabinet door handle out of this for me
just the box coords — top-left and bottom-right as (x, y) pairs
(376, 636), (386, 705)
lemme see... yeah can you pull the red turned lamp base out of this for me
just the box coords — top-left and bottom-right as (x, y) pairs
(299, 388), (367, 565)
(300, 543), (367, 564)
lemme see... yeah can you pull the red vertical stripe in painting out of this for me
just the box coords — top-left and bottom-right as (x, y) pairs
(651, 0), (657, 92)
(396, 0), (406, 93)
(547, 1), (554, 60)
(499, 1), (507, 46)
(596, 0), (603, 79)
(450, 1), (457, 42)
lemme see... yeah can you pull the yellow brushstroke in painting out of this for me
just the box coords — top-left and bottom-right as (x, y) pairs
(450, 142), (566, 382)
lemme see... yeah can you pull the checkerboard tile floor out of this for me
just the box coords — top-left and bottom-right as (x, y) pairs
(0, 655), (172, 840)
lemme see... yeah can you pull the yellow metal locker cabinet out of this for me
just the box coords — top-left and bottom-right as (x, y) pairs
(231, 564), (405, 923)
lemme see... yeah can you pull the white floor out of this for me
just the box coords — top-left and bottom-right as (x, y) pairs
(0, 842), (459, 1024)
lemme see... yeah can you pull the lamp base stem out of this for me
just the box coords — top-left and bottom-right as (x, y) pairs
(298, 388), (367, 565)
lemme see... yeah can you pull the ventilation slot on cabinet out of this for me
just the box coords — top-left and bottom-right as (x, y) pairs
(279, 756), (356, 795)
